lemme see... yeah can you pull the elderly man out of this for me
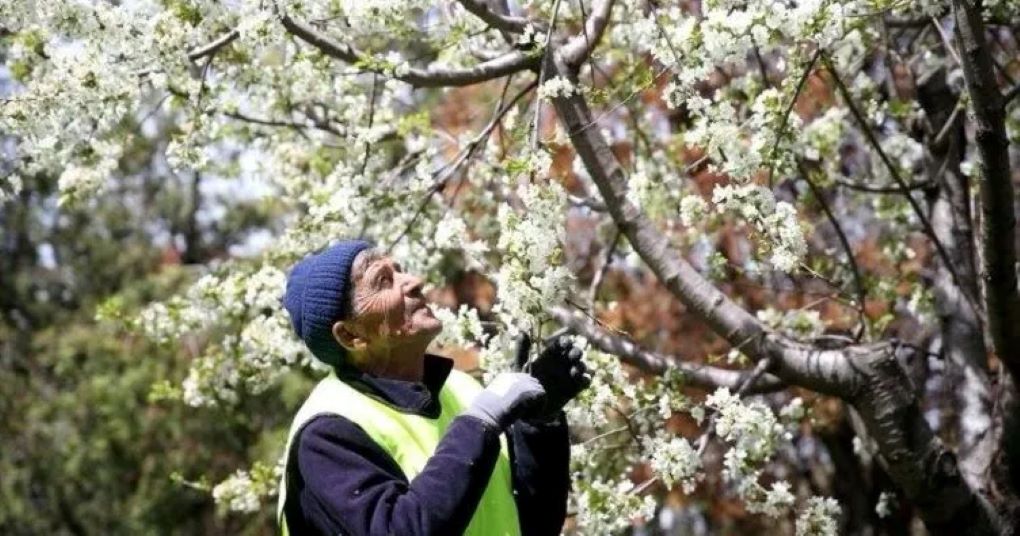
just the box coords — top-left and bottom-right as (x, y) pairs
(277, 240), (590, 535)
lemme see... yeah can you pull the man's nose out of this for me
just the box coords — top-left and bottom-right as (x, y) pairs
(399, 273), (424, 296)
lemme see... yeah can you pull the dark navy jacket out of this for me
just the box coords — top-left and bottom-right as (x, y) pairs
(281, 354), (570, 535)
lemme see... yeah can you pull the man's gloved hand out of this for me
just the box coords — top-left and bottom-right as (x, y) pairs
(517, 334), (592, 421)
(463, 372), (547, 430)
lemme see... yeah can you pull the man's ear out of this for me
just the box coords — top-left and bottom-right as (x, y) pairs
(332, 321), (365, 352)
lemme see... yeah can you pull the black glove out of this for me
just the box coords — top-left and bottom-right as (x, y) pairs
(515, 334), (591, 421)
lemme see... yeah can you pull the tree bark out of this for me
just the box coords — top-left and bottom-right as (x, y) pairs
(281, 15), (540, 88)
(917, 67), (995, 494)
(953, 0), (1020, 382)
(549, 306), (785, 393)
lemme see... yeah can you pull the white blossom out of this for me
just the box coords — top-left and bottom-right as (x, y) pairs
(875, 491), (895, 518)
(212, 471), (261, 513)
(211, 462), (281, 514)
(796, 497), (842, 536)
(679, 195), (708, 227)
(538, 76), (579, 100)
(646, 433), (701, 492)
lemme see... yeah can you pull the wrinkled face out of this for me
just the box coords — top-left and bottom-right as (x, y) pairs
(345, 249), (443, 345)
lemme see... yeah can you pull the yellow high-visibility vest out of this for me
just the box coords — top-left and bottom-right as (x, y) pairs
(277, 368), (522, 536)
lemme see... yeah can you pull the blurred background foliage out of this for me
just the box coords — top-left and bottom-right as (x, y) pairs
(0, 64), (302, 533)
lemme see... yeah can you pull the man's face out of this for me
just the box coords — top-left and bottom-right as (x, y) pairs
(345, 250), (443, 345)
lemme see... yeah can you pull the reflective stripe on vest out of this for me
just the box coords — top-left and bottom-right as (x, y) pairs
(277, 369), (522, 536)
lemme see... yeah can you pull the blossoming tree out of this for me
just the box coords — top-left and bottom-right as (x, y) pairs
(3, 0), (1020, 533)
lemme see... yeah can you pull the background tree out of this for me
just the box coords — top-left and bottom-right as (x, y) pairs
(2, 0), (1020, 534)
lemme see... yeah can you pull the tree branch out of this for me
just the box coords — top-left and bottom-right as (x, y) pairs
(187, 30), (240, 62)
(280, 15), (539, 87)
(546, 53), (855, 397)
(558, 0), (615, 67)
(918, 66), (995, 493)
(388, 78), (538, 251)
(797, 160), (867, 340)
(832, 175), (933, 194)
(848, 345), (999, 534)
(549, 307), (785, 394)
(546, 49), (1002, 534)
(952, 0), (1020, 381)
(455, 0), (530, 33)
(1006, 83), (1020, 105)
(588, 229), (620, 312)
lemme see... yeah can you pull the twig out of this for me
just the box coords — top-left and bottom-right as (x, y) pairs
(797, 160), (867, 340)
(767, 49), (822, 188)
(933, 99), (965, 146)
(588, 229), (621, 313)
(388, 78), (538, 251)
(565, 67), (670, 137)
(187, 30), (239, 61)
(696, 356), (775, 457)
(531, 0), (566, 151)
(358, 74), (380, 177)
(929, 17), (962, 66)
(833, 175), (932, 193)
(822, 53), (980, 319)
(576, 0), (597, 87)
(221, 110), (342, 137)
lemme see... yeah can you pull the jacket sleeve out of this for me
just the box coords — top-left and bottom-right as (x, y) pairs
(507, 412), (570, 536)
(293, 413), (503, 536)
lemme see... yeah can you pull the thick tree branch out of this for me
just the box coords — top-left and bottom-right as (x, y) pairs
(549, 307), (785, 394)
(546, 54), (854, 397)
(546, 48), (1001, 535)
(847, 345), (999, 535)
(918, 67), (995, 494)
(558, 0), (615, 67)
(455, 0), (531, 33)
(952, 0), (1020, 381)
(280, 15), (539, 87)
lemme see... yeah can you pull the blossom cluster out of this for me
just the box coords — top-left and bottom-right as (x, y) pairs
(492, 182), (572, 334)
(537, 76), (579, 100)
(712, 184), (807, 272)
(756, 307), (826, 340)
(135, 264), (311, 406)
(569, 475), (658, 535)
(431, 304), (488, 349)
(704, 388), (809, 516)
(795, 497), (842, 536)
(211, 461), (282, 514)
(645, 432), (701, 492)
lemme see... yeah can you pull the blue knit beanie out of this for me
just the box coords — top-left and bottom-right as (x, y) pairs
(283, 239), (374, 367)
